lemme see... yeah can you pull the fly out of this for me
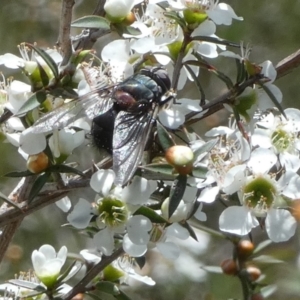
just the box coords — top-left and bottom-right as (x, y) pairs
(30, 66), (174, 186)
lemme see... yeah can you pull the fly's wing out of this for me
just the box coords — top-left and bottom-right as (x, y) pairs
(113, 107), (158, 186)
(30, 88), (114, 133)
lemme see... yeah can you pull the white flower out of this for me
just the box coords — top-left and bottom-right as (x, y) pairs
(31, 245), (67, 288)
(68, 175), (157, 256)
(48, 128), (85, 159)
(219, 149), (298, 242)
(101, 39), (135, 81)
(252, 108), (300, 172)
(159, 98), (202, 129)
(104, 0), (143, 19)
(167, 0), (243, 26)
(4, 80), (32, 115)
(0, 46), (62, 80)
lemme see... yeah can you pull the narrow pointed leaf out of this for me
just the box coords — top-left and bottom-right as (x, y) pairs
(5, 170), (35, 177)
(168, 174), (187, 217)
(253, 255), (283, 264)
(253, 239), (272, 254)
(180, 221), (198, 241)
(123, 26), (142, 36)
(47, 165), (85, 176)
(193, 138), (218, 158)
(16, 90), (47, 115)
(236, 58), (248, 84)
(258, 80), (286, 117)
(192, 166), (208, 179)
(28, 172), (51, 203)
(201, 266), (223, 273)
(25, 43), (59, 79)
(57, 261), (82, 284)
(135, 256), (146, 269)
(72, 15), (110, 30)
(114, 290), (132, 300)
(37, 60), (49, 87)
(157, 122), (175, 151)
(141, 163), (174, 176)
(8, 279), (45, 291)
(184, 63), (205, 105)
(134, 206), (167, 223)
(192, 36), (240, 48)
(95, 282), (119, 295)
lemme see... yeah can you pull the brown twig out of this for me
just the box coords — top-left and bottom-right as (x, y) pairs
(57, 0), (75, 66)
(185, 47), (300, 123)
(0, 176), (36, 263)
(63, 247), (125, 300)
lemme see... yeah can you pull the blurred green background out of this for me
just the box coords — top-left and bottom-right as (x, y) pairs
(1, 1), (300, 299)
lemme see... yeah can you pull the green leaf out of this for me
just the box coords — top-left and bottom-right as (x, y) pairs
(253, 239), (272, 254)
(16, 90), (47, 115)
(135, 256), (146, 269)
(257, 80), (286, 118)
(134, 206), (167, 223)
(210, 68), (234, 89)
(236, 58), (248, 84)
(122, 26), (142, 36)
(72, 15), (110, 30)
(184, 64), (205, 106)
(8, 279), (45, 291)
(180, 221), (198, 241)
(0, 191), (22, 210)
(192, 166), (208, 179)
(4, 170), (35, 177)
(261, 285), (277, 298)
(192, 36), (241, 48)
(57, 261), (82, 284)
(253, 255), (284, 264)
(86, 292), (105, 300)
(95, 281), (120, 295)
(201, 266), (223, 273)
(47, 165), (85, 176)
(141, 163), (174, 176)
(28, 172), (51, 203)
(25, 43), (59, 79)
(114, 290), (132, 300)
(193, 138), (218, 159)
(37, 60), (49, 87)
(157, 122), (175, 151)
(168, 174), (187, 217)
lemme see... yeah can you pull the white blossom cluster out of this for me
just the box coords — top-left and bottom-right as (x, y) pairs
(0, 0), (299, 296)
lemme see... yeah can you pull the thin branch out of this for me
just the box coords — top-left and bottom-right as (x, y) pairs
(57, 0), (75, 65)
(0, 176), (36, 262)
(185, 47), (300, 123)
(63, 247), (125, 300)
(275, 48), (300, 79)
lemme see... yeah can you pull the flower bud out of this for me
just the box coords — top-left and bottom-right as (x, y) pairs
(220, 259), (238, 276)
(104, 0), (133, 23)
(246, 265), (261, 282)
(237, 240), (254, 259)
(123, 12), (136, 26)
(27, 152), (49, 173)
(165, 145), (194, 175)
(291, 199), (300, 221)
(251, 293), (264, 300)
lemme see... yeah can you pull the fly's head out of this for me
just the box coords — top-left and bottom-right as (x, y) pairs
(140, 66), (176, 107)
